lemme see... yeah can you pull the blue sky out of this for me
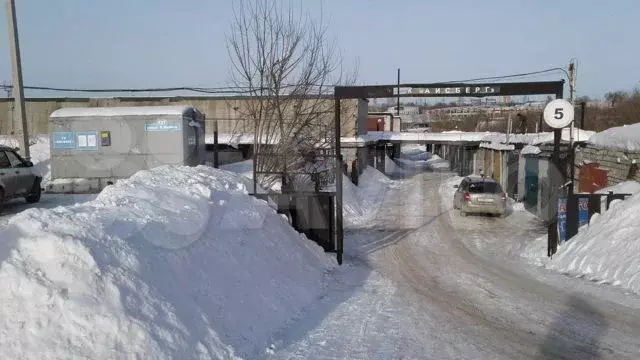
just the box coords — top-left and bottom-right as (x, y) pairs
(0, 0), (638, 99)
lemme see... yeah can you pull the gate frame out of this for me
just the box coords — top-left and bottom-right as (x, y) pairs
(334, 80), (565, 262)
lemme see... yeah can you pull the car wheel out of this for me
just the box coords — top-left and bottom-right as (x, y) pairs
(25, 179), (42, 204)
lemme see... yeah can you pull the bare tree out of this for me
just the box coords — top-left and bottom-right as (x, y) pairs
(226, 0), (358, 193)
(604, 91), (628, 108)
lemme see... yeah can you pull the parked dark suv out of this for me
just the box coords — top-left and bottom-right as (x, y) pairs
(0, 145), (42, 213)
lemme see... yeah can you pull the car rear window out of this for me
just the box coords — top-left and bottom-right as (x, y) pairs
(0, 152), (10, 168)
(468, 181), (502, 194)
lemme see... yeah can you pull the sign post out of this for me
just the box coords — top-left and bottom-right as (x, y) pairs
(543, 99), (574, 256)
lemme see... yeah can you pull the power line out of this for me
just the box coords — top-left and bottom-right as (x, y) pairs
(0, 83), (336, 95)
(0, 66), (571, 95)
(440, 67), (570, 84)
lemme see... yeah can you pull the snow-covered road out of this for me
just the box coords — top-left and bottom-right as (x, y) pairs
(269, 172), (640, 360)
(0, 194), (96, 229)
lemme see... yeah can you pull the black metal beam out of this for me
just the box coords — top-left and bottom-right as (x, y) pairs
(334, 80), (565, 99)
(334, 98), (343, 265)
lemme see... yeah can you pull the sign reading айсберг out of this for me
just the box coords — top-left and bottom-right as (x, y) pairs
(408, 86), (499, 96)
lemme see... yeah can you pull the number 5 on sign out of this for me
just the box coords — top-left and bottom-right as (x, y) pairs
(543, 99), (574, 129)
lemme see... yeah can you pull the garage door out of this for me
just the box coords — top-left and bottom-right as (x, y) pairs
(493, 151), (501, 182)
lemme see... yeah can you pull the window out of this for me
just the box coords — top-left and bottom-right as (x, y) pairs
(0, 152), (11, 168)
(5, 150), (23, 167)
(468, 181), (503, 194)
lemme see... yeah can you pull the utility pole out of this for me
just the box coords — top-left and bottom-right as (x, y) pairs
(396, 68), (400, 117)
(506, 113), (512, 144)
(5, 0), (30, 161)
(569, 61), (576, 104)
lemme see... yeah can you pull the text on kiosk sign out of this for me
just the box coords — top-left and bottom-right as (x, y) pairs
(407, 86), (499, 95)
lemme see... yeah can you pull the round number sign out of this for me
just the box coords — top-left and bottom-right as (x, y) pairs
(543, 99), (574, 129)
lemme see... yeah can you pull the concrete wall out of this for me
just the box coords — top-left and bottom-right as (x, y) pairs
(392, 117), (401, 132)
(574, 144), (640, 187)
(517, 155), (526, 201)
(537, 157), (550, 220)
(501, 151), (509, 191)
(356, 99), (368, 136)
(473, 148), (485, 175)
(0, 96), (360, 140)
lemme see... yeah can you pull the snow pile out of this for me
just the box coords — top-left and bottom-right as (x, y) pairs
(385, 156), (403, 176)
(400, 145), (428, 160)
(0, 134), (51, 182)
(520, 145), (541, 155)
(595, 180), (640, 195)
(424, 154), (450, 170)
(394, 154), (450, 172)
(341, 174), (365, 221)
(220, 159), (275, 193)
(391, 148), (451, 175)
(342, 166), (392, 226)
(588, 123), (640, 152)
(522, 191), (640, 294)
(0, 165), (334, 359)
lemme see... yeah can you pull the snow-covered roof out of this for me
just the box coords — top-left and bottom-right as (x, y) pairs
(207, 129), (596, 147)
(480, 128), (595, 145)
(50, 105), (199, 118)
(588, 123), (640, 152)
(479, 142), (515, 151)
(340, 131), (495, 144)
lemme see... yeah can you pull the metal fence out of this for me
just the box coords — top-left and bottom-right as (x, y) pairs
(564, 191), (633, 240)
(210, 110), (343, 263)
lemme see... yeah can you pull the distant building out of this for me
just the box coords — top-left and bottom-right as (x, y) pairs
(386, 105), (420, 115)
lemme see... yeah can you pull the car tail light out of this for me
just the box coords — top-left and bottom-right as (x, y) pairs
(500, 193), (506, 201)
(463, 192), (471, 201)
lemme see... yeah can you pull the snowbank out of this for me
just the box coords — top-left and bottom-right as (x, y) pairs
(588, 123), (640, 152)
(522, 191), (640, 294)
(389, 147), (451, 176)
(220, 160), (277, 193)
(0, 165), (334, 359)
(342, 166), (392, 227)
(385, 156), (402, 176)
(595, 180), (640, 195)
(520, 145), (541, 155)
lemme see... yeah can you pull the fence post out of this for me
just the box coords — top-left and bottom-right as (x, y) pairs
(607, 191), (614, 210)
(566, 194), (578, 240)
